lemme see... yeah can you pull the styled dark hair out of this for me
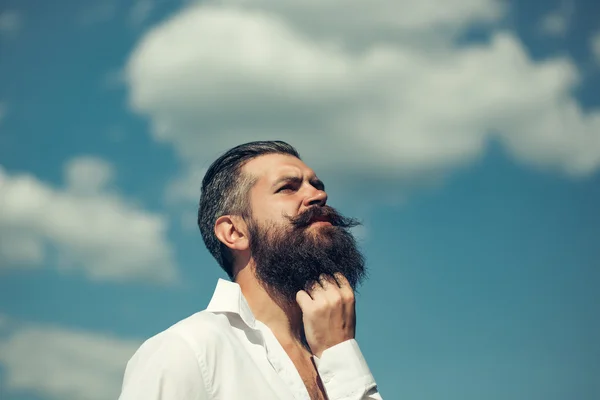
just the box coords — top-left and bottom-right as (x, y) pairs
(198, 141), (301, 278)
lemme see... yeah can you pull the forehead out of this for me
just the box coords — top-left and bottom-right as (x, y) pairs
(243, 153), (315, 185)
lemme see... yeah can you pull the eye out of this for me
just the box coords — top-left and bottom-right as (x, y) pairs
(276, 184), (295, 193)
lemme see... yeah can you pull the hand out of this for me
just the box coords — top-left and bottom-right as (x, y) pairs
(296, 273), (356, 358)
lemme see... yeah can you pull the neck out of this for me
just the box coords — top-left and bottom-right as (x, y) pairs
(235, 266), (307, 352)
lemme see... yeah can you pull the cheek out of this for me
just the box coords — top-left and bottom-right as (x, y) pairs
(265, 199), (299, 220)
(248, 197), (272, 221)
(250, 192), (303, 226)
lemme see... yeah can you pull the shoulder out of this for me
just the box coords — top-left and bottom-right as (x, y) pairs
(120, 312), (231, 399)
(127, 311), (238, 364)
(165, 311), (234, 353)
(131, 311), (231, 364)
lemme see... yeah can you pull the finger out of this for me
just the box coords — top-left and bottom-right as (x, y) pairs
(334, 273), (354, 301)
(296, 290), (313, 310)
(304, 280), (322, 298)
(306, 277), (327, 301)
(319, 274), (337, 290)
(318, 274), (348, 305)
(334, 272), (350, 288)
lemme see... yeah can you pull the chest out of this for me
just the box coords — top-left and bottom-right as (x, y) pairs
(208, 327), (325, 400)
(285, 349), (327, 400)
(293, 361), (328, 400)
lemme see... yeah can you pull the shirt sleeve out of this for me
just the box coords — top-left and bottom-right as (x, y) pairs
(313, 339), (383, 400)
(118, 332), (210, 400)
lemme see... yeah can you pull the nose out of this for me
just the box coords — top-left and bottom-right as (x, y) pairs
(303, 186), (328, 208)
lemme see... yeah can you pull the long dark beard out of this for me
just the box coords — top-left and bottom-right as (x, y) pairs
(249, 205), (367, 303)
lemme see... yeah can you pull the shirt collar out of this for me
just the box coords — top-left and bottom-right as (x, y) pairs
(206, 278), (257, 329)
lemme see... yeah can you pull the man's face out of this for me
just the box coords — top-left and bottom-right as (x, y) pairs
(244, 153), (329, 232)
(242, 154), (366, 302)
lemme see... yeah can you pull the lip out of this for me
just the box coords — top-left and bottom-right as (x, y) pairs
(310, 218), (332, 226)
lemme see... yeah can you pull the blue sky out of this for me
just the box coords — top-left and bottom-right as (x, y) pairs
(0, 0), (599, 399)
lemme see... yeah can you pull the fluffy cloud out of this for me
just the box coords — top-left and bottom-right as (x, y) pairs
(0, 156), (178, 283)
(125, 1), (600, 203)
(0, 318), (139, 400)
(205, 0), (505, 47)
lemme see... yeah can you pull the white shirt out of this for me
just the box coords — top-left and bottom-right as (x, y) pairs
(119, 279), (382, 400)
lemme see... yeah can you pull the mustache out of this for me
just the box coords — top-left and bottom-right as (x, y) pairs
(288, 206), (361, 229)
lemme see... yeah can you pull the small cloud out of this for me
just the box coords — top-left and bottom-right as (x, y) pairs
(539, 1), (574, 37)
(64, 156), (115, 195)
(0, 11), (21, 35)
(130, 0), (155, 27)
(591, 32), (600, 64)
(540, 13), (567, 37)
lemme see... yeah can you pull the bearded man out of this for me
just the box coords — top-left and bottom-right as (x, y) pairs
(118, 141), (382, 400)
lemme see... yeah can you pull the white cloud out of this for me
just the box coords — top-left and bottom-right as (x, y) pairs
(0, 319), (139, 400)
(0, 157), (178, 284)
(0, 10), (21, 35)
(201, 0), (505, 46)
(592, 32), (600, 64)
(538, 1), (573, 37)
(125, 1), (600, 204)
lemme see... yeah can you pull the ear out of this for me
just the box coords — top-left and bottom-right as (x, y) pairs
(214, 215), (250, 252)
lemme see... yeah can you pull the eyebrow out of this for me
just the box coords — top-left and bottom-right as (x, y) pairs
(271, 175), (325, 190)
